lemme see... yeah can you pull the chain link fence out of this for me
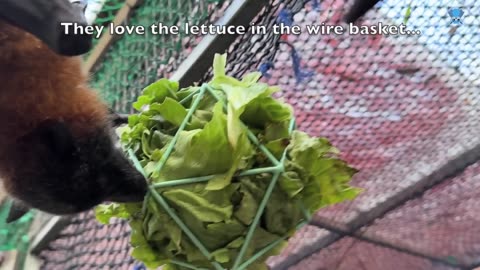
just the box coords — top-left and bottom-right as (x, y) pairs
(88, 0), (232, 112)
(36, 0), (480, 269)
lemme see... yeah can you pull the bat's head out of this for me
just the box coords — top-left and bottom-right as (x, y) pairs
(7, 119), (148, 221)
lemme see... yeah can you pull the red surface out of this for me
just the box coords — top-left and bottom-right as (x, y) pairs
(288, 237), (460, 270)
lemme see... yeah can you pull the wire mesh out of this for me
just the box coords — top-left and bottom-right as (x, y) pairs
(38, 212), (135, 270)
(287, 237), (462, 270)
(85, 0), (126, 49)
(88, 0), (124, 25)
(88, 0), (232, 113)
(360, 161), (480, 268)
(37, 0), (480, 269)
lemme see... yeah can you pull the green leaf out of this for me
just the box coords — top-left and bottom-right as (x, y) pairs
(265, 138), (289, 160)
(128, 114), (140, 126)
(157, 102), (251, 188)
(212, 248), (230, 263)
(213, 53), (227, 78)
(226, 237), (244, 249)
(234, 181), (258, 225)
(404, 1), (413, 25)
(285, 131), (359, 213)
(211, 53), (286, 148)
(241, 72), (262, 84)
(116, 125), (131, 143)
(241, 97), (293, 128)
(279, 172), (304, 198)
(206, 131), (254, 190)
(100, 53), (359, 270)
(94, 203), (130, 224)
(163, 185), (237, 223)
(162, 264), (178, 270)
(149, 97), (187, 126)
(133, 95), (154, 111)
(131, 246), (158, 262)
(264, 121), (291, 142)
(143, 78), (179, 101)
(220, 83), (269, 148)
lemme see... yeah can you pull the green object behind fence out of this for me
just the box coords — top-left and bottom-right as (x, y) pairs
(85, 0), (125, 52)
(0, 200), (34, 253)
(89, 0), (228, 113)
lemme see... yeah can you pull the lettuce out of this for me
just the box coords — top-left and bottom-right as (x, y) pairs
(96, 54), (359, 270)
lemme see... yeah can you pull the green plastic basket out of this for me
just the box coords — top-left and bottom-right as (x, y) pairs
(127, 83), (311, 270)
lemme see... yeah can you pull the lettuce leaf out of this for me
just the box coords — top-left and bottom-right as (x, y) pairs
(96, 53), (359, 270)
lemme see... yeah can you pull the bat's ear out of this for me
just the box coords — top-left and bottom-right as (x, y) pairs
(20, 119), (76, 160)
(6, 200), (30, 223)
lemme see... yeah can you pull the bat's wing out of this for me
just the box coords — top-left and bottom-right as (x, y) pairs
(0, 0), (93, 56)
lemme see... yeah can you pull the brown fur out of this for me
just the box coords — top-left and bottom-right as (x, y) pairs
(0, 20), (147, 216)
(0, 21), (107, 194)
(0, 21), (108, 141)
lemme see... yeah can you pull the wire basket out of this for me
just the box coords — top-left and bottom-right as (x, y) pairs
(126, 83), (309, 270)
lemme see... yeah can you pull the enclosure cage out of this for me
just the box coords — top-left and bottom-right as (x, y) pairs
(11, 0), (480, 269)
